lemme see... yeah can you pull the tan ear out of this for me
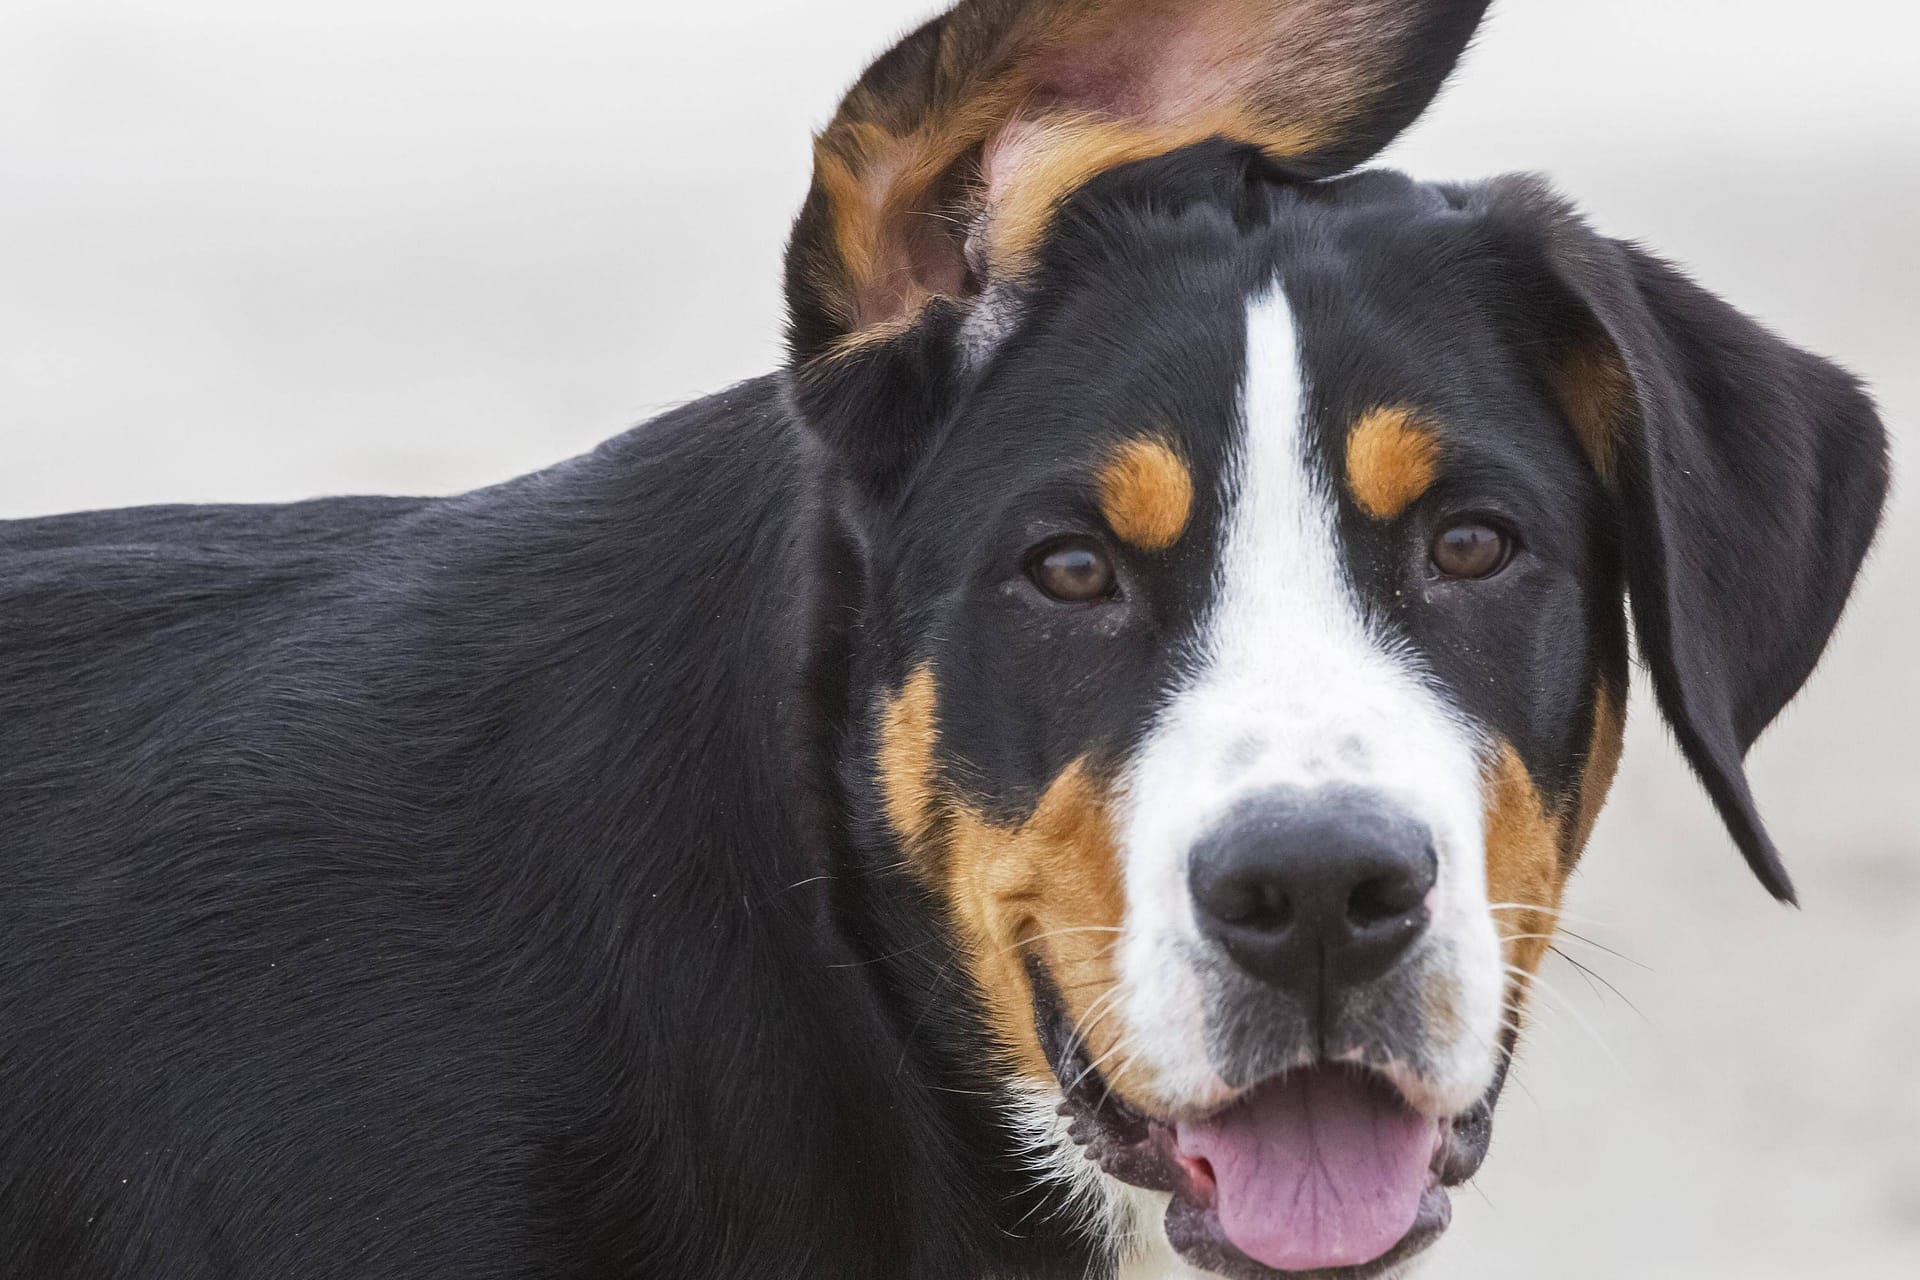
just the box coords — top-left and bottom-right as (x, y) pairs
(785, 0), (1491, 360)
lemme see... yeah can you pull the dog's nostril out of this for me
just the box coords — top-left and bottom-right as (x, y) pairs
(1216, 880), (1293, 930)
(1253, 881), (1294, 930)
(1346, 872), (1420, 928)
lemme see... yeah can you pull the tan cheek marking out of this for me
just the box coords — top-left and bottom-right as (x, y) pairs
(874, 669), (1143, 1100)
(1098, 437), (1194, 551)
(944, 761), (1134, 1094)
(877, 666), (940, 851)
(1486, 687), (1629, 1028)
(1482, 740), (1565, 997)
(1344, 406), (1441, 520)
(1567, 684), (1626, 860)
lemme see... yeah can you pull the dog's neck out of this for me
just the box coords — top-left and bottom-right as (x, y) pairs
(491, 377), (1109, 1278)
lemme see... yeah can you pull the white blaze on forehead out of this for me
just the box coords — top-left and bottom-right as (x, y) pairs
(1115, 284), (1502, 1114)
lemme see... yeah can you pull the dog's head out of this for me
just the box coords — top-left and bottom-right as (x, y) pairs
(782, 3), (1888, 1275)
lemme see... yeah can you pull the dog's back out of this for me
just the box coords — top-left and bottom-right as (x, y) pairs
(0, 490), (536, 1272)
(0, 383), (947, 1278)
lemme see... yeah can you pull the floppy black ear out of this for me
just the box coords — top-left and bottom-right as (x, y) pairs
(1476, 179), (1890, 901)
(783, 0), (1493, 494)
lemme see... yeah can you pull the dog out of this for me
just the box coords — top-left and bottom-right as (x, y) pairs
(0, 2), (1889, 1277)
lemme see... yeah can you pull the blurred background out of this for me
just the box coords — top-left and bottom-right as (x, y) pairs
(1, 1), (1913, 1274)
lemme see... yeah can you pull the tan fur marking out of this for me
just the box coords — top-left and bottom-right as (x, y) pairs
(805, 0), (1427, 345)
(1098, 437), (1194, 550)
(980, 109), (1318, 281)
(1345, 406), (1440, 520)
(943, 761), (1133, 1092)
(874, 667), (1143, 1099)
(1482, 740), (1564, 987)
(1568, 684), (1626, 858)
(1487, 686), (1628, 1028)
(877, 667), (941, 849)
(1553, 345), (1632, 488)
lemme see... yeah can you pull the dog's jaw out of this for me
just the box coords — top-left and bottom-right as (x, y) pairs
(1011, 1089), (1451, 1280)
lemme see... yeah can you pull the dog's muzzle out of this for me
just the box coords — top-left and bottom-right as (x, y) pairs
(1039, 788), (1504, 1278)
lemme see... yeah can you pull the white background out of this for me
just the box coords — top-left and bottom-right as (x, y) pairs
(3, 2), (1916, 1275)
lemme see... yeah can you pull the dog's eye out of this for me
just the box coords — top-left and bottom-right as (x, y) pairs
(1431, 521), (1513, 580)
(1029, 538), (1117, 603)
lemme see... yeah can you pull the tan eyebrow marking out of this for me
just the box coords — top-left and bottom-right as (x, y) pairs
(1097, 437), (1194, 551)
(1345, 406), (1441, 520)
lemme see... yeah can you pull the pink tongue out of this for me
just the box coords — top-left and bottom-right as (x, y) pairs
(1174, 1069), (1438, 1273)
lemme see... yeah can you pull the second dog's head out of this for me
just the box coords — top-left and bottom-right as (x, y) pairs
(782, 3), (1888, 1275)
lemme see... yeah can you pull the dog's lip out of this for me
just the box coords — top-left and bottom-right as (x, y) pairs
(1027, 958), (1490, 1279)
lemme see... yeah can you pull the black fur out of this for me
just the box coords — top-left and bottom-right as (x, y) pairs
(1454, 177), (1890, 900)
(0, 139), (1885, 1280)
(0, 391), (1091, 1279)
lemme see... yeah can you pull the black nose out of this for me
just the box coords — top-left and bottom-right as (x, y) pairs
(1188, 791), (1436, 993)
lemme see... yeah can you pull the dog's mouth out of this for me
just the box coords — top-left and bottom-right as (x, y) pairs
(1031, 961), (1498, 1279)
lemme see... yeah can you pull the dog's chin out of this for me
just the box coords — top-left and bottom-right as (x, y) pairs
(1033, 975), (1498, 1279)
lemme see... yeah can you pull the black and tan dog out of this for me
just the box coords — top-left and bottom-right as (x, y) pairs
(0, 2), (1888, 1277)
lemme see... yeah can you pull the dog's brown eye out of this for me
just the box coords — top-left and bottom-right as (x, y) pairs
(1431, 521), (1512, 580)
(1030, 538), (1116, 603)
